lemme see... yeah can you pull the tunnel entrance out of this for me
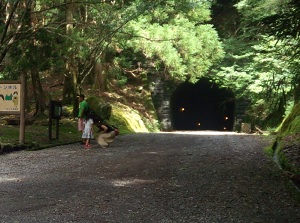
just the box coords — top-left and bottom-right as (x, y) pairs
(170, 79), (235, 131)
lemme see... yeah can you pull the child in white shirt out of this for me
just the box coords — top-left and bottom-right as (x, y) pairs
(82, 113), (94, 148)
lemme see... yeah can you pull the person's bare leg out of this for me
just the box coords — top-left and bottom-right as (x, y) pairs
(85, 138), (90, 148)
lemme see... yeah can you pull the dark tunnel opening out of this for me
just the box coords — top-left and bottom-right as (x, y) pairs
(170, 79), (235, 131)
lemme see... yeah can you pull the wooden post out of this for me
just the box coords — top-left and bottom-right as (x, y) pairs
(19, 74), (25, 144)
(49, 100), (52, 141)
(56, 119), (59, 140)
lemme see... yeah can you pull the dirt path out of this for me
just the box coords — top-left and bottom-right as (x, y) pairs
(1, 132), (300, 222)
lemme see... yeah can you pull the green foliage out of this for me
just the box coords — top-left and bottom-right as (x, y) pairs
(214, 35), (293, 128)
(235, 0), (289, 20)
(211, 0), (300, 129)
(118, 1), (224, 83)
(264, 144), (275, 158)
(1, 0), (223, 94)
(1, 0), (299, 134)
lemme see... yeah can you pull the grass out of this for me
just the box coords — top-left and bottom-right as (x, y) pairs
(0, 118), (81, 149)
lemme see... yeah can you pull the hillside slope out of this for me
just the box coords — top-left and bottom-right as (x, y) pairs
(273, 103), (300, 188)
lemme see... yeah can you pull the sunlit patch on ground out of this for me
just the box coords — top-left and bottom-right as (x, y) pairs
(158, 131), (243, 135)
(142, 151), (160, 155)
(0, 176), (20, 183)
(111, 178), (157, 187)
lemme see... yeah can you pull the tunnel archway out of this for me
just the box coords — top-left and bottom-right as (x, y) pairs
(170, 78), (235, 131)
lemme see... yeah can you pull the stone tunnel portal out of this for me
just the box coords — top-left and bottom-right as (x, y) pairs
(170, 79), (235, 131)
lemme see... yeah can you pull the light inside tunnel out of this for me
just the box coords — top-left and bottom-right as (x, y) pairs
(170, 78), (235, 131)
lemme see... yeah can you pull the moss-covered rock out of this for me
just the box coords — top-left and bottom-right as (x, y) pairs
(279, 103), (300, 135)
(110, 103), (150, 134)
(85, 95), (159, 134)
(273, 102), (300, 177)
(86, 96), (112, 120)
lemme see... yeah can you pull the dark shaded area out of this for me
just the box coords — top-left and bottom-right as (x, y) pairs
(171, 79), (235, 131)
(211, 0), (240, 39)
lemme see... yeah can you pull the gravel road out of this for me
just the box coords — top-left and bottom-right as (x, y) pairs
(1, 132), (300, 223)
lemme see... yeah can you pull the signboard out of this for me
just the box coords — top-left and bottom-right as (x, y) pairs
(0, 81), (21, 114)
(50, 100), (62, 119)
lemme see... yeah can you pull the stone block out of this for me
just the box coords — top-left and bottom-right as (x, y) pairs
(241, 123), (251, 133)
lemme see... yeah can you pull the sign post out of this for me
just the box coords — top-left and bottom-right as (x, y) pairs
(19, 74), (25, 143)
(49, 100), (62, 141)
(0, 80), (24, 144)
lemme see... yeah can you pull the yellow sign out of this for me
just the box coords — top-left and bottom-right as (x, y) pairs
(0, 81), (21, 114)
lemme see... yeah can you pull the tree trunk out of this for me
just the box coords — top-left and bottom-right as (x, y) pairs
(0, 1), (20, 65)
(27, 0), (45, 116)
(93, 52), (109, 92)
(294, 81), (300, 103)
(23, 71), (30, 113)
(63, 0), (78, 117)
(63, 58), (77, 105)
(31, 68), (45, 116)
(93, 62), (107, 92)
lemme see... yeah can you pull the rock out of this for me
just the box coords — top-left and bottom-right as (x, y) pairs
(86, 96), (112, 120)
(241, 123), (251, 133)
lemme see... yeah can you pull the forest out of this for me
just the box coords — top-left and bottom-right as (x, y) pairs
(2, 0), (300, 203)
(0, 0), (300, 135)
